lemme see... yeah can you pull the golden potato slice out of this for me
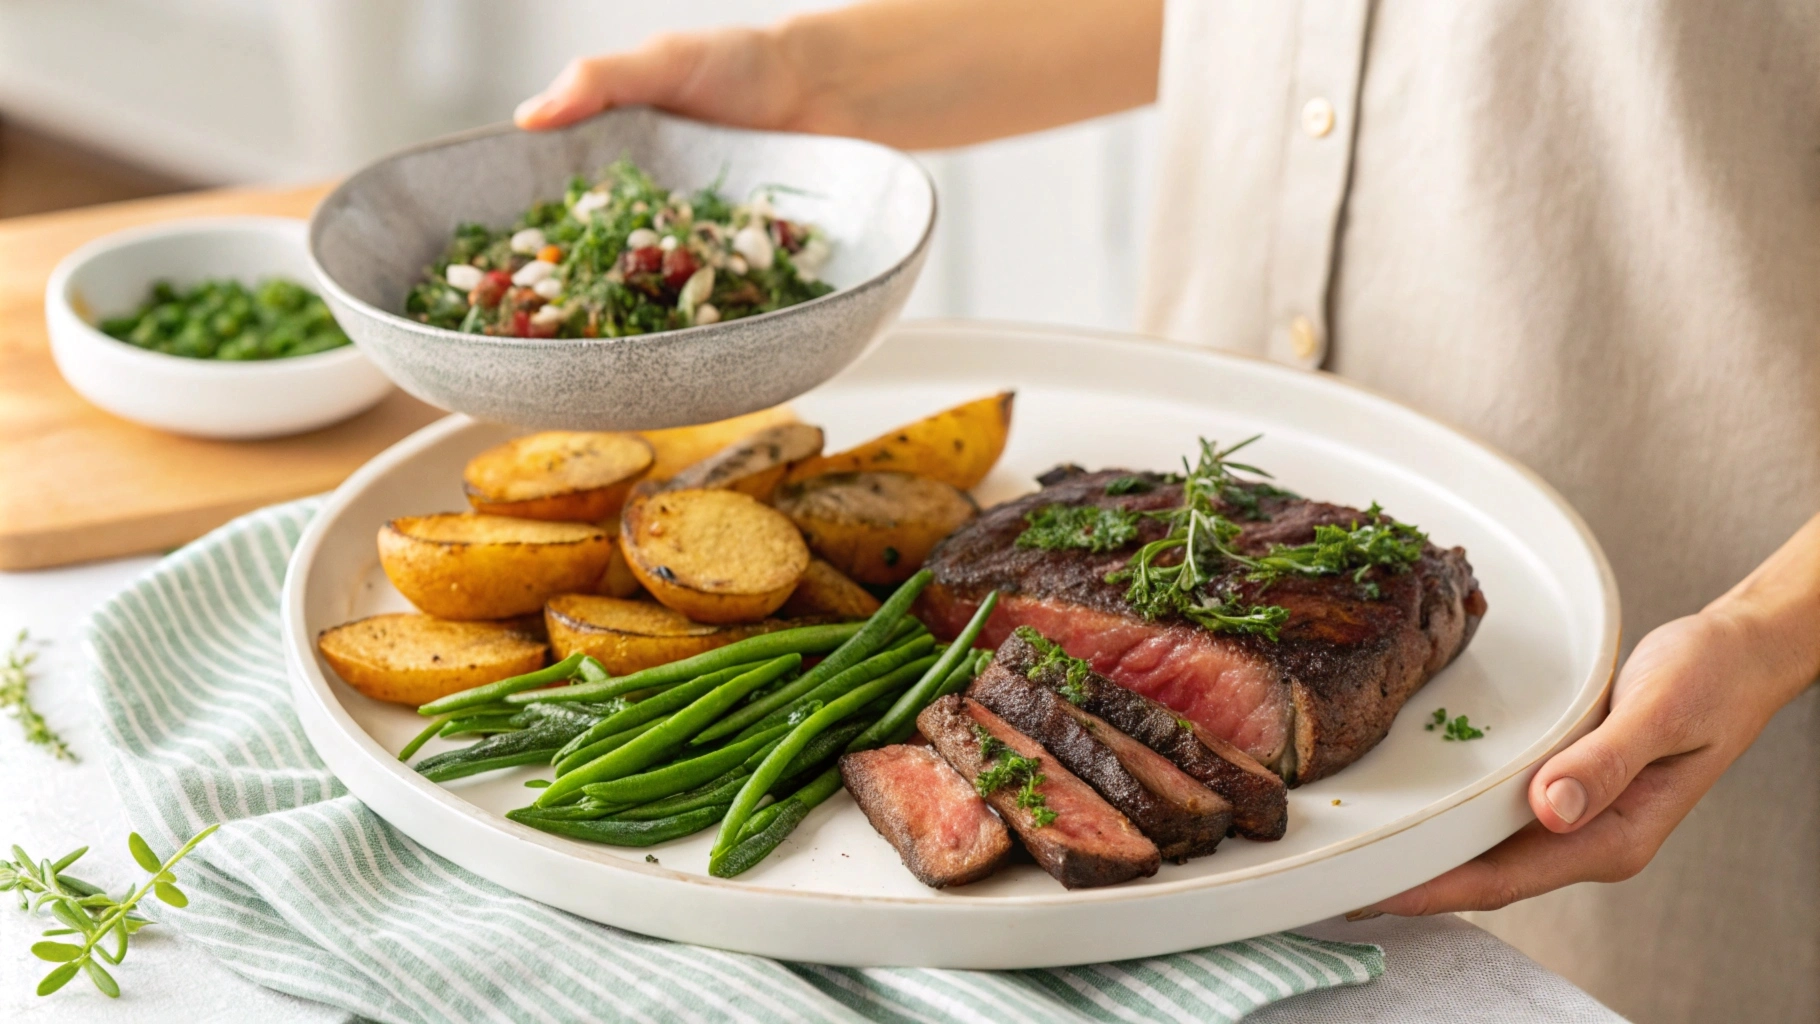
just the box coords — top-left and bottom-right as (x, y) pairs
(663, 423), (825, 502)
(379, 514), (615, 620)
(639, 406), (800, 481)
(780, 557), (883, 619)
(776, 472), (979, 585)
(463, 431), (654, 521)
(317, 614), (547, 706)
(545, 594), (783, 675)
(783, 393), (1014, 491)
(620, 489), (811, 623)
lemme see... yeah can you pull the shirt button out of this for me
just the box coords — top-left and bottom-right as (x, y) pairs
(1301, 97), (1336, 138)
(1289, 315), (1321, 360)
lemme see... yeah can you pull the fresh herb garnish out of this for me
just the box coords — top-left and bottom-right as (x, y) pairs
(1017, 504), (1141, 553)
(1241, 503), (1427, 590)
(2, 632), (74, 761)
(1104, 476), (1154, 496)
(1104, 438), (1426, 641)
(1425, 707), (1485, 741)
(3, 825), (217, 998)
(1012, 626), (1094, 705)
(972, 724), (1057, 826)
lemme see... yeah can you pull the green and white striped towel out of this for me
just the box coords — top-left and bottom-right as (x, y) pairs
(86, 499), (1382, 1024)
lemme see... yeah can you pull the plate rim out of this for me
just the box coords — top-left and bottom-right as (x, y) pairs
(282, 319), (1619, 914)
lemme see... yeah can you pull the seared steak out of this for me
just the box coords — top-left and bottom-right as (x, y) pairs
(840, 745), (1012, 888)
(918, 695), (1160, 888)
(988, 629), (1288, 840)
(968, 659), (1230, 860)
(920, 467), (1485, 785)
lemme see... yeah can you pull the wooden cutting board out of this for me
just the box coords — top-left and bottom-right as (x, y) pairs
(0, 185), (447, 570)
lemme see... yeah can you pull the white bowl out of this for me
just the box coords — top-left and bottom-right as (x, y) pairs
(46, 217), (395, 440)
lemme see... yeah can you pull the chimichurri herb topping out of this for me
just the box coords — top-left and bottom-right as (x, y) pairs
(1104, 475), (1154, 496)
(1016, 504), (1141, 553)
(973, 724), (1057, 826)
(1012, 627), (1093, 705)
(1426, 707), (1486, 741)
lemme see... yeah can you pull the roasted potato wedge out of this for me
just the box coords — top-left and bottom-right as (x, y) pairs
(317, 614), (547, 706)
(545, 594), (783, 675)
(783, 392), (1014, 491)
(620, 488), (811, 623)
(379, 514), (615, 620)
(463, 431), (654, 521)
(663, 423), (825, 502)
(639, 406), (801, 481)
(780, 557), (883, 619)
(775, 471), (979, 585)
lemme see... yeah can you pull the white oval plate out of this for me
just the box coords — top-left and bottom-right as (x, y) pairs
(283, 320), (1617, 969)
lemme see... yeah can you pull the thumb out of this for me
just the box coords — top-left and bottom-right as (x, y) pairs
(1528, 691), (1683, 833)
(516, 38), (702, 130)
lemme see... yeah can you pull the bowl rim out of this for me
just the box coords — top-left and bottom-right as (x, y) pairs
(305, 107), (939, 350)
(46, 214), (370, 377)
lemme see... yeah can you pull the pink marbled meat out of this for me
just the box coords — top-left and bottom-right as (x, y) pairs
(924, 590), (1292, 767)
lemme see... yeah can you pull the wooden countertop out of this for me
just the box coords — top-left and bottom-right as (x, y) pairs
(0, 185), (444, 570)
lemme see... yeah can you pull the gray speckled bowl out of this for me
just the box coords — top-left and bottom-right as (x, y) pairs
(308, 108), (934, 429)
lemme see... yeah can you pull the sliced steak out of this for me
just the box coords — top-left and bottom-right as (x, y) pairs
(917, 695), (1160, 888)
(968, 659), (1229, 860)
(919, 467), (1485, 785)
(988, 628), (1289, 840)
(840, 745), (1012, 888)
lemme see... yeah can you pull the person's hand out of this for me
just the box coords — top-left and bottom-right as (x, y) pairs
(514, 27), (817, 136)
(511, 0), (1162, 150)
(1363, 550), (1820, 917)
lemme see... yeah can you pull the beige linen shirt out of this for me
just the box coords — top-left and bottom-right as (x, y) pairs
(1140, 2), (1820, 1022)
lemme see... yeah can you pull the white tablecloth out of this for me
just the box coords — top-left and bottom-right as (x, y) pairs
(0, 554), (1625, 1023)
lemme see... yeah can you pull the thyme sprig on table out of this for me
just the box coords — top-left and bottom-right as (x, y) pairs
(2, 631), (75, 761)
(2, 825), (217, 998)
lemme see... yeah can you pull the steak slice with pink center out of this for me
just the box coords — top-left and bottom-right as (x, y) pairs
(840, 744), (1012, 888)
(918, 466), (1485, 787)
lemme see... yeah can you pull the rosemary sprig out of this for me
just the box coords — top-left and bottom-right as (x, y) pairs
(2, 825), (217, 998)
(1, 631), (75, 761)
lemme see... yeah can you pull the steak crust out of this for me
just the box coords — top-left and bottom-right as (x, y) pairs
(918, 696), (1160, 888)
(988, 630), (1289, 840)
(920, 468), (1485, 785)
(968, 660), (1230, 859)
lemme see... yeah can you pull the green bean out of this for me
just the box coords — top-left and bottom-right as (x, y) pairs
(721, 634), (937, 744)
(577, 656), (610, 683)
(733, 801), (788, 846)
(508, 622), (866, 706)
(506, 800), (620, 822)
(507, 804), (727, 846)
(711, 661), (913, 855)
(535, 655), (800, 806)
(438, 717), (525, 739)
(710, 766), (845, 877)
(415, 705), (599, 782)
(933, 649), (991, 701)
(398, 716), (450, 762)
(553, 660), (768, 770)
(579, 723), (792, 806)
(686, 575), (933, 746)
(551, 717), (666, 776)
(610, 770), (751, 821)
(777, 716), (877, 784)
(420, 652), (585, 716)
(849, 591), (1000, 752)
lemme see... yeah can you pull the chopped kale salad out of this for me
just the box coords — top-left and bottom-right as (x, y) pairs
(405, 159), (834, 339)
